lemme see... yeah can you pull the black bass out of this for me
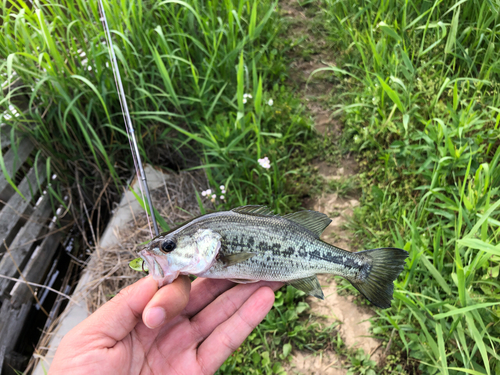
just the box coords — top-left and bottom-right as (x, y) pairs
(137, 206), (408, 308)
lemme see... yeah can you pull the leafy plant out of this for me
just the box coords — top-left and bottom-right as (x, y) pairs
(314, 0), (500, 373)
(346, 348), (377, 375)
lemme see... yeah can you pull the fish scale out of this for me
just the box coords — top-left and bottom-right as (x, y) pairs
(138, 205), (409, 308)
(199, 220), (362, 281)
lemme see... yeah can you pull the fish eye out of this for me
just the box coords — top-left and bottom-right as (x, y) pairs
(161, 240), (176, 253)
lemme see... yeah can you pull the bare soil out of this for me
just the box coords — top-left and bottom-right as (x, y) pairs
(280, 1), (383, 373)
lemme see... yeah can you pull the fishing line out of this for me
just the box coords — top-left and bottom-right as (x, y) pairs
(97, 0), (159, 237)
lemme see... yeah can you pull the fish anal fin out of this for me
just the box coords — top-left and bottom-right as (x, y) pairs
(283, 211), (332, 238)
(228, 278), (259, 284)
(232, 205), (276, 216)
(288, 275), (324, 300)
(220, 252), (256, 267)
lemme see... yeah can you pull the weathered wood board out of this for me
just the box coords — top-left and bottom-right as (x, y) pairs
(0, 131), (65, 374)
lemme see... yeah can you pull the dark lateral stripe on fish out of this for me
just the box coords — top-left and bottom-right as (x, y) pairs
(306, 246), (362, 269)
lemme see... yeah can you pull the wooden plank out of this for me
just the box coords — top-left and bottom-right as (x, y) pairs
(0, 344), (5, 375)
(0, 126), (13, 150)
(0, 161), (47, 254)
(0, 137), (34, 203)
(10, 227), (64, 309)
(0, 300), (31, 372)
(3, 351), (29, 375)
(0, 127), (24, 152)
(0, 194), (53, 297)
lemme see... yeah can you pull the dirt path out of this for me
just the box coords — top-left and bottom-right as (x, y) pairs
(281, 1), (382, 373)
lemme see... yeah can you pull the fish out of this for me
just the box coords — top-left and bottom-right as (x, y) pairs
(137, 205), (409, 308)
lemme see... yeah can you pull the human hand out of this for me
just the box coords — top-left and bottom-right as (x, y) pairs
(50, 276), (282, 375)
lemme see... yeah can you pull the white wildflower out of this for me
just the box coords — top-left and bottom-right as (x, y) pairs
(243, 93), (252, 99)
(220, 185), (225, 190)
(268, 99), (273, 106)
(243, 98), (247, 104)
(258, 156), (271, 169)
(220, 195), (225, 200)
(212, 194), (216, 199)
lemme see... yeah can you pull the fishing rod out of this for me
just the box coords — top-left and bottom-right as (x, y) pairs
(97, 0), (159, 237)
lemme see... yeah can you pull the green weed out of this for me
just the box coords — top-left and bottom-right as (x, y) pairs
(217, 285), (340, 374)
(314, 0), (500, 373)
(196, 82), (315, 213)
(0, 3), (329, 372)
(327, 176), (359, 198)
(0, 0), (313, 212)
(346, 348), (377, 375)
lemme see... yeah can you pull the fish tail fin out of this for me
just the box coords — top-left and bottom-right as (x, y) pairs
(347, 247), (408, 309)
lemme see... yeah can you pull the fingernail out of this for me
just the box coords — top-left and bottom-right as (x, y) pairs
(144, 307), (166, 329)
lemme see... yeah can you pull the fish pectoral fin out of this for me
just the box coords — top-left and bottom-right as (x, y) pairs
(283, 211), (332, 238)
(288, 275), (324, 300)
(228, 278), (259, 284)
(220, 252), (256, 267)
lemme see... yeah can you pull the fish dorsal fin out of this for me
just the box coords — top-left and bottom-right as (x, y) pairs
(288, 276), (324, 299)
(232, 205), (276, 216)
(283, 210), (332, 238)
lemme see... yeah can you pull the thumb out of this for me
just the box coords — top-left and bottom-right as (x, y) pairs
(74, 276), (158, 347)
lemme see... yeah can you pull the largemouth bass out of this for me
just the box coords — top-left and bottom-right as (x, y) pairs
(138, 206), (408, 308)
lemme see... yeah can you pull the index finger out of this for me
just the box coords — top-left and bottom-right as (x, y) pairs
(196, 286), (276, 372)
(183, 278), (236, 317)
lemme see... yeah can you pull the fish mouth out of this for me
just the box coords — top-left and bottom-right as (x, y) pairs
(139, 250), (164, 279)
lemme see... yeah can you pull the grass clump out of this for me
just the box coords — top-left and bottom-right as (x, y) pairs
(1, 0), (314, 214)
(314, 0), (500, 373)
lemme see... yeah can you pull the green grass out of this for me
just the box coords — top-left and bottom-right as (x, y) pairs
(217, 285), (383, 374)
(5, 0), (500, 373)
(309, 0), (500, 373)
(217, 286), (340, 374)
(1, 1), (321, 372)
(0, 0), (314, 213)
